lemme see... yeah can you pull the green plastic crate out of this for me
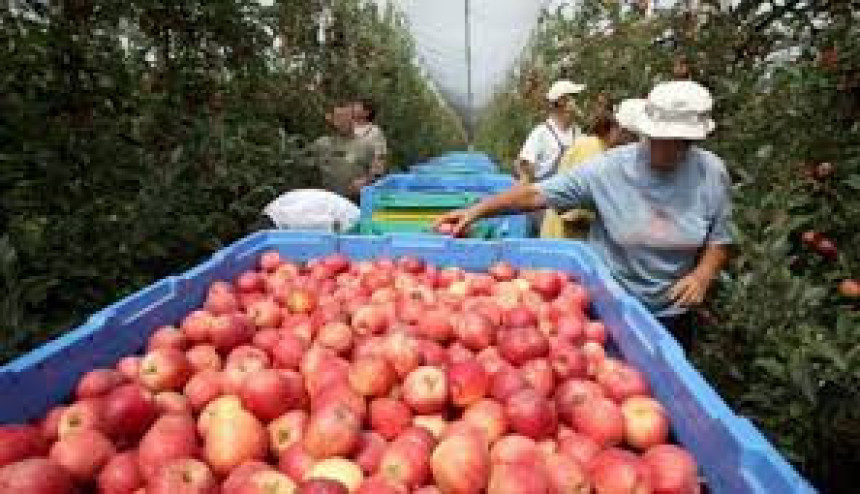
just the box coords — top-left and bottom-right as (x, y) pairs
(351, 220), (495, 239)
(371, 191), (482, 211)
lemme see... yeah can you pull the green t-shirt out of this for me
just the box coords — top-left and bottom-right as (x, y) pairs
(308, 135), (375, 200)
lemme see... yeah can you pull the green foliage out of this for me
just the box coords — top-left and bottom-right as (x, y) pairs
(475, 1), (859, 491)
(0, 1), (464, 363)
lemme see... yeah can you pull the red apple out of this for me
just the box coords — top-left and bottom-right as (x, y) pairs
(39, 406), (65, 442)
(288, 289), (318, 314)
(555, 378), (605, 426)
(543, 452), (591, 494)
(497, 326), (548, 366)
(0, 425), (46, 468)
(236, 270), (265, 292)
(238, 469), (298, 494)
(98, 450), (144, 494)
(205, 288), (240, 315)
(253, 328), (280, 352)
(598, 364), (651, 403)
(352, 305), (389, 336)
(210, 313), (255, 352)
(447, 342), (475, 364)
(412, 415), (449, 440)
(403, 366), (449, 414)
(476, 347), (506, 376)
(181, 310), (215, 343)
(138, 348), (192, 392)
(622, 396), (670, 450)
(417, 339), (449, 367)
(349, 356), (397, 397)
(531, 271), (563, 300)
(487, 461), (550, 494)
(503, 307), (538, 329)
(357, 475), (408, 494)
(377, 438), (432, 489)
(247, 298), (282, 329)
(187, 345), (223, 372)
(589, 448), (653, 494)
(489, 366), (529, 402)
(642, 445), (700, 494)
(303, 405), (361, 459)
(549, 340), (587, 380)
(318, 322), (354, 355)
(0, 458), (74, 494)
(155, 391), (192, 415)
(103, 383), (159, 443)
(76, 368), (126, 399)
(261, 252), (283, 271)
(184, 370), (224, 412)
(223, 461), (273, 493)
(267, 410), (308, 455)
(204, 409), (268, 476)
(299, 478), (349, 494)
(453, 313), (495, 351)
(463, 399), (508, 444)
(555, 314), (586, 346)
(149, 458), (217, 494)
(370, 398), (412, 441)
(572, 397), (624, 448)
(58, 398), (105, 437)
(415, 310), (453, 342)
(448, 359), (489, 407)
(272, 332), (308, 370)
(431, 428), (490, 493)
(355, 431), (388, 474)
(240, 369), (305, 421)
(137, 414), (199, 480)
(117, 356), (142, 380)
(582, 342), (606, 376)
(384, 332), (422, 378)
(311, 382), (365, 421)
(148, 325), (189, 351)
(558, 431), (602, 467)
(50, 428), (116, 482)
(305, 458), (364, 492)
(585, 321), (608, 345)
(505, 389), (558, 440)
(520, 358), (555, 397)
(488, 262), (517, 282)
(280, 443), (318, 483)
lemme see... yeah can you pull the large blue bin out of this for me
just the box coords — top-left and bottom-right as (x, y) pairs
(410, 152), (500, 174)
(361, 173), (530, 238)
(0, 232), (813, 494)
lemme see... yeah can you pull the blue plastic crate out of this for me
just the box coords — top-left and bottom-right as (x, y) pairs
(0, 232), (814, 494)
(361, 173), (530, 238)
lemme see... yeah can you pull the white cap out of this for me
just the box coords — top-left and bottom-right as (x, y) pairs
(546, 80), (586, 102)
(625, 80), (716, 140)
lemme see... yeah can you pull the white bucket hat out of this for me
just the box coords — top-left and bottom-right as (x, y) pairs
(619, 81), (716, 140)
(546, 80), (586, 102)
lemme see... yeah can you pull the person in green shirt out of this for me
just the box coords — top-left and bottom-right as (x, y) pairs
(308, 104), (376, 202)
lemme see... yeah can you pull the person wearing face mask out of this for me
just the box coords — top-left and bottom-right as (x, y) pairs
(435, 81), (733, 353)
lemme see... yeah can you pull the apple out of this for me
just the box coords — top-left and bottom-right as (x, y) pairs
(117, 356), (142, 380)
(247, 298), (282, 329)
(181, 310), (216, 343)
(476, 347), (506, 375)
(204, 408), (268, 476)
(403, 366), (449, 414)
(239, 369), (305, 421)
(253, 328), (280, 352)
(223, 461), (272, 493)
(463, 399), (507, 444)
(223, 348), (273, 395)
(280, 443), (318, 483)
(50, 428), (116, 482)
(269, 410), (309, 456)
(413, 487), (442, 494)
(148, 325), (189, 351)
(138, 348), (192, 392)
(431, 428), (490, 493)
(155, 391), (192, 415)
(447, 342), (475, 364)
(299, 478), (350, 494)
(488, 262), (517, 282)
(355, 431), (388, 474)
(260, 251), (283, 272)
(505, 389), (558, 440)
(555, 378), (605, 426)
(412, 415), (448, 440)
(138, 414), (200, 480)
(304, 357), (350, 398)
(236, 270), (265, 292)
(453, 313), (495, 351)
(209, 313), (255, 352)
(557, 431), (601, 467)
(489, 366), (529, 402)
(377, 438), (432, 489)
(497, 326), (548, 365)
(384, 332), (422, 378)
(543, 452), (591, 494)
(303, 405), (361, 459)
(584, 321), (608, 345)
(416, 310), (453, 342)
(417, 339), (449, 367)
(589, 448), (653, 494)
(237, 469), (298, 494)
(352, 306), (390, 336)
(184, 370), (224, 412)
(59, 398), (105, 437)
(205, 287), (240, 315)
(520, 358), (555, 397)
(503, 307), (538, 329)
(273, 333), (308, 370)
(582, 341), (606, 376)
(288, 289), (318, 314)
(555, 314), (586, 346)
(98, 451), (144, 494)
(40, 406), (65, 442)
(103, 384), (159, 442)
(198, 395), (244, 435)
(357, 475), (408, 494)
(487, 461), (551, 494)
(622, 396), (670, 450)
(531, 271), (563, 300)
(318, 322), (354, 355)
(349, 356), (396, 397)
(149, 458), (217, 494)
(447, 359), (489, 407)
(597, 363), (651, 403)
(76, 368), (126, 399)
(311, 382), (365, 421)
(0, 458), (74, 494)
(642, 445), (700, 494)
(549, 340), (587, 380)
(370, 398), (412, 441)
(572, 397), (624, 448)
(0, 425), (46, 469)
(306, 458), (364, 492)
(187, 345), (223, 372)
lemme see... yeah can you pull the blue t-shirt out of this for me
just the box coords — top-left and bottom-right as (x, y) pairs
(537, 142), (733, 317)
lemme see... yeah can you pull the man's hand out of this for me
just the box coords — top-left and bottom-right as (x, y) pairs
(433, 208), (480, 238)
(668, 271), (714, 307)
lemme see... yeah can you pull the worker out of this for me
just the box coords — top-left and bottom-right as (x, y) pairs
(436, 81), (733, 353)
(352, 99), (388, 180)
(307, 103), (376, 202)
(540, 107), (640, 239)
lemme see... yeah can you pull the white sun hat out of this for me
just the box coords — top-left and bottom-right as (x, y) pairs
(627, 80), (716, 140)
(615, 98), (648, 134)
(546, 80), (587, 102)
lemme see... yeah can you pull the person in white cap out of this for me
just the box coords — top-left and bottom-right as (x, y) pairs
(515, 80), (586, 184)
(435, 80), (733, 353)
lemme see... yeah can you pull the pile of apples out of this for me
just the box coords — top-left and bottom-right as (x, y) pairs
(0, 252), (702, 493)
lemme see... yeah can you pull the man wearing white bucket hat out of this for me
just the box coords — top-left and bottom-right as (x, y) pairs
(436, 81), (733, 352)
